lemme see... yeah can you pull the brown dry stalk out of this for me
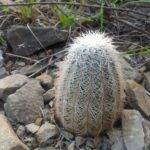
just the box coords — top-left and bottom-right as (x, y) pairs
(0, 2), (149, 17)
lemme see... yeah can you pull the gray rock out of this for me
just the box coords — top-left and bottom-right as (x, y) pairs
(43, 87), (55, 104)
(0, 74), (29, 101)
(108, 129), (125, 150)
(25, 123), (40, 134)
(144, 72), (150, 92)
(42, 108), (51, 121)
(4, 80), (44, 124)
(36, 122), (58, 145)
(120, 58), (137, 80)
(6, 25), (68, 56)
(0, 67), (8, 79)
(34, 147), (57, 150)
(86, 138), (95, 149)
(0, 114), (29, 150)
(17, 125), (26, 139)
(75, 136), (86, 148)
(18, 65), (42, 76)
(68, 141), (75, 150)
(145, 60), (150, 71)
(24, 136), (37, 148)
(0, 50), (4, 67)
(142, 119), (150, 150)
(122, 109), (145, 150)
(125, 80), (150, 119)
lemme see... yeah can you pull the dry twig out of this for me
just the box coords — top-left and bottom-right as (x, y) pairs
(0, 2), (149, 17)
(5, 52), (38, 62)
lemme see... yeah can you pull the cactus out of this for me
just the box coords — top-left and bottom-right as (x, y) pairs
(54, 31), (124, 136)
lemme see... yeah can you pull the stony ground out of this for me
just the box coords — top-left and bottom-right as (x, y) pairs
(0, 1), (149, 150)
(0, 49), (150, 150)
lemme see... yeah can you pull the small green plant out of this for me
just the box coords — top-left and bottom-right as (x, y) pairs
(16, 0), (37, 23)
(0, 36), (5, 45)
(52, 5), (75, 28)
(99, 0), (104, 31)
(0, 6), (10, 14)
(122, 46), (150, 58)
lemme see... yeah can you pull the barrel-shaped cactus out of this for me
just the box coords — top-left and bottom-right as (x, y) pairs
(54, 32), (124, 136)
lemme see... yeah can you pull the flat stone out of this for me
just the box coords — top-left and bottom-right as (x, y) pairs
(35, 117), (43, 126)
(122, 109), (145, 150)
(120, 58), (137, 80)
(42, 108), (51, 121)
(68, 141), (75, 150)
(35, 147), (57, 150)
(25, 123), (40, 134)
(36, 122), (58, 144)
(17, 125), (26, 139)
(125, 80), (150, 119)
(43, 87), (55, 104)
(108, 129), (125, 150)
(4, 80), (44, 124)
(0, 50), (4, 67)
(144, 72), (150, 92)
(0, 74), (29, 101)
(6, 25), (68, 56)
(0, 114), (29, 150)
(142, 119), (150, 150)
(36, 74), (53, 89)
(0, 67), (8, 79)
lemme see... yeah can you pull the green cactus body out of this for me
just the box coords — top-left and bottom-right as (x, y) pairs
(54, 32), (124, 136)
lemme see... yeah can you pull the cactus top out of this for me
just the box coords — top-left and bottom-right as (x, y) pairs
(54, 31), (124, 137)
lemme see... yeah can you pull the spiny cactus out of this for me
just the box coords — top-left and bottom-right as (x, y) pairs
(54, 31), (124, 136)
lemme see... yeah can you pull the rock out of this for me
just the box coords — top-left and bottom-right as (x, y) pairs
(144, 72), (150, 92)
(61, 130), (74, 140)
(17, 125), (26, 139)
(0, 114), (29, 150)
(134, 71), (144, 83)
(0, 74), (29, 101)
(42, 108), (51, 121)
(120, 58), (138, 80)
(49, 101), (53, 108)
(101, 136), (112, 150)
(0, 50), (4, 67)
(142, 119), (150, 150)
(68, 141), (75, 150)
(35, 117), (43, 126)
(36, 122), (58, 145)
(25, 123), (40, 134)
(18, 65), (42, 76)
(75, 136), (86, 148)
(86, 138), (95, 149)
(125, 80), (150, 119)
(18, 62), (47, 76)
(43, 87), (55, 104)
(108, 129), (125, 150)
(24, 136), (37, 148)
(145, 60), (150, 71)
(122, 109), (145, 150)
(4, 80), (44, 124)
(35, 147), (57, 150)
(15, 61), (26, 67)
(36, 74), (53, 89)
(6, 25), (68, 56)
(0, 67), (8, 79)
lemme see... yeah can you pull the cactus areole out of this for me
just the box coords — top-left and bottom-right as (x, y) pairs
(54, 32), (124, 136)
